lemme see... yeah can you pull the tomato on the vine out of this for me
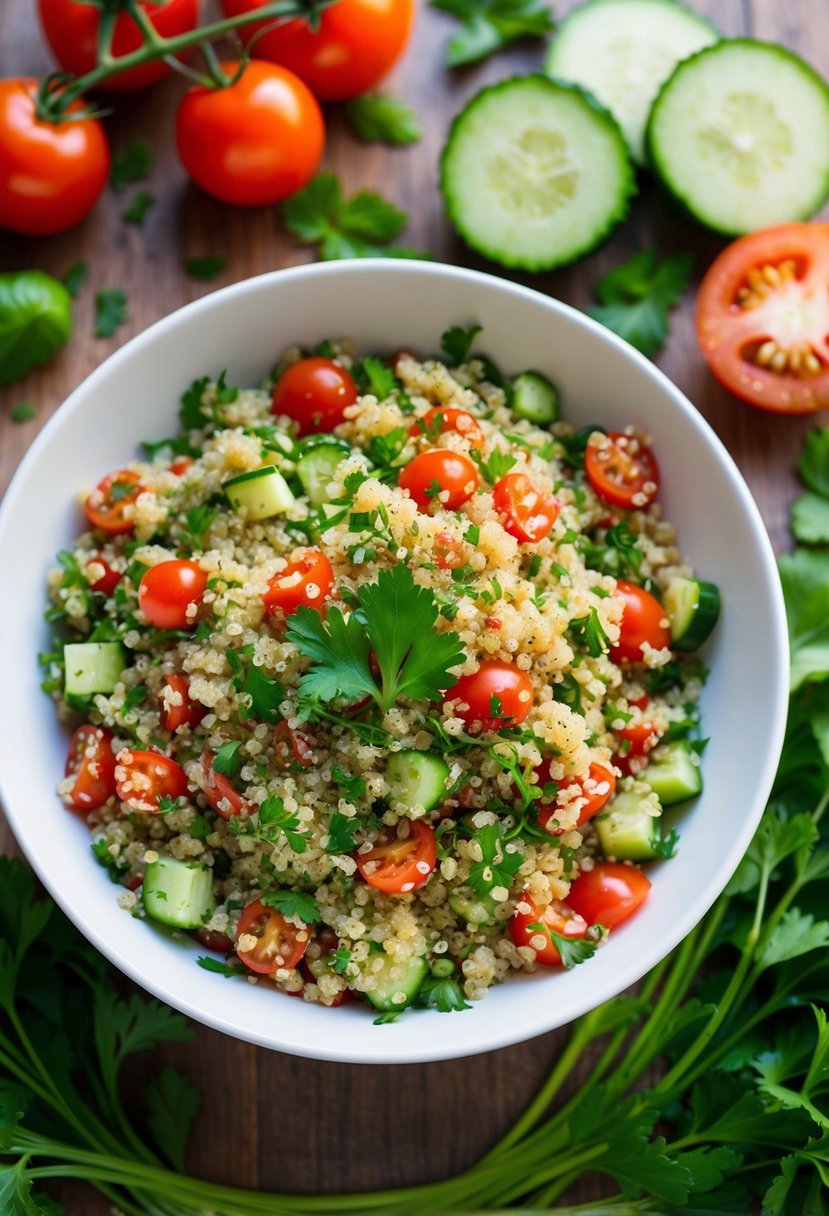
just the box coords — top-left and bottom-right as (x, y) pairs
(509, 896), (588, 967)
(566, 862), (652, 928)
(38, 0), (200, 92)
(610, 580), (671, 664)
(272, 358), (357, 436)
(398, 449), (479, 512)
(447, 660), (534, 733)
(236, 898), (311, 973)
(220, 0), (414, 101)
(64, 725), (116, 812)
(584, 432), (660, 510)
(355, 820), (437, 894)
(0, 79), (109, 236)
(175, 59), (324, 207)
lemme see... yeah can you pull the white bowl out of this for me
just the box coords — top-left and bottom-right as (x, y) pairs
(0, 261), (788, 1063)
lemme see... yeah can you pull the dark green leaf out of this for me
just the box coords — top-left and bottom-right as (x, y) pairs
(61, 260), (88, 298)
(9, 402), (35, 424)
(179, 376), (210, 430)
(780, 548), (829, 690)
(470, 447), (516, 483)
(0, 1160), (46, 1216)
(759, 908), (829, 971)
(791, 492), (829, 544)
(346, 93), (422, 144)
(212, 739), (243, 777)
(798, 429), (829, 500)
(431, 0), (555, 66)
(110, 138), (154, 189)
(415, 974), (471, 1012)
(121, 190), (156, 225)
(282, 172), (426, 262)
(467, 823), (523, 897)
(0, 270), (73, 385)
(184, 256), (226, 281)
(260, 889), (321, 923)
(331, 765), (367, 803)
(440, 324), (482, 364)
(94, 287), (128, 339)
(196, 955), (246, 977)
(145, 1066), (199, 1173)
(589, 250), (693, 357)
(325, 811), (358, 854)
(359, 356), (399, 400)
(257, 795), (308, 853)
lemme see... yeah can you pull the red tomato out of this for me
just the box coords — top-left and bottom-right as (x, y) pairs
(175, 60), (324, 207)
(610, 580), (671, 664)
(138, 560), (207, 631)
(114, 749), (188, 813)
(567, 862), (652, 928)
(263, 548), (335, 617)
(585, 432), (660, 510)
(86, 556), (121, 596)
(613, 718), (664, 777)
(272, 358), (357, 436)
(169, 456), (194, 477)
(537, 761), (616, 835)
(38, 0), (200, 92)
(201, 750), (252, 820)
(84, 470), (144, 535)
(273, 721), (315, 768)
(0, 79), (109, 236)
(160, 674), (205, 733)
(220, 0), (414, 101)
(194, 926), (235, 954)
(236, 898), (311, 974)
(64, 725), (116, 812)
(409, 407), (484, 447)
(398, 449), (479, 512)
(434, 531), (467, 570)
(509, 896), (588, 967)
(493, 473), (560, 543)
(356, 820), (437, 894)
(447, 660), (534, 733)
(696, 223), (829, 414)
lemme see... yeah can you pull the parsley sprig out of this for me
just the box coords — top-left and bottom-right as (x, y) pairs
(589, 249), (693, 358)
(431, 0), (555, 66)
(282, 172), (428, 261)
(466, 823), (524, 898)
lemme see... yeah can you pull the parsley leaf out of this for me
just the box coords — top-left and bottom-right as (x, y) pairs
(261, 889), (321, 923)
(329, 946), (351, 974)
(282, 172), (427, 261)
(94, 288), (128, 339)
(470, 447), (516, 484)
(324, 811), (358, 854)
(212, 740), (243, 777)
(778, 548), (829, 690)
(256, 795), (308, 853)
(184, 256), (226, 281)
(184, 503), (217, 548)
(568, 606), (610, 657)
(110, 138), (154, 189)
(797, 427), (829, 499)
(179, 377), (210, 430)
(431, 0), (555, 66)
(791, 492), (829, 544)
(589, 249), (693, 358)
(9, 402), (35, 424)
(227, 646), (283, 723)
(122, 190), (155, 225)
(528, 921), (601, 970)
(196, 955), (247, 977)
(331, 765), (367, 803)
(346, 93), (422, 144)
(415, 974), (471, 1013)
(62, 260), (88, 298)
(440, 323), (482, 364)
(358, 356), (399, 400)
(145, 1066), (199, 1173)
(466, 823), (523, 898)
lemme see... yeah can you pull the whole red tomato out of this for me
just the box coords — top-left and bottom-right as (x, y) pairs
(220, 0), (414, 101)
(0, 79), (109, 236)
(38, 0), (200, 92)
(175, 59), (324, 206)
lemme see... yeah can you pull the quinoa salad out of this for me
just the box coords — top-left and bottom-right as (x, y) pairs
(43, 328), (720, 1020)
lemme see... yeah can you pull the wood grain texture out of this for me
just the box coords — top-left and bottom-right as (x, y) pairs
(1, 1), (827, 1210)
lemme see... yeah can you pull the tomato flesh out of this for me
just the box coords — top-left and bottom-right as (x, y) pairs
(160, 674), (205, 732)
(114, 749), (188, 813)
(585, 432), (660, 510)
(613, 716), (664, 777)
(509, 896), (588, 967)
(493, 472), (560, 543)
(433, 531), (466, 570)
(263, 548), (335, 617)
(447, 660), (534, 733)
(201, 750), (252, 820)
(273, 721), (315, 768)
(410, 407), (484, 447)
(272, 358), (358, 436)
(536, 761), (616, 835)
(86, 556), (121, 596)
(356, 820), (437, 894)
(84, 470), (144, 535)
(398, 449), (480, 512)
(64, 725), (116, 812)
(139, 560), (207, 631)
(236, 898), (311, 973)
(610, 580), (671, 664)
(566, 862), (652, 928)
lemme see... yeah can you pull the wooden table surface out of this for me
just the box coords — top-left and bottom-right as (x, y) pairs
(1, 0), (826, 1210)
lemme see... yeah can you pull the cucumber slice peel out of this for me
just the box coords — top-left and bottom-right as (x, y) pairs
(664, 576), (720, 650)
(296, 441), (351, 508)
(143, 856), (215, 930)
(511, 371), (560, 425)
(363, 951), (429, 1012)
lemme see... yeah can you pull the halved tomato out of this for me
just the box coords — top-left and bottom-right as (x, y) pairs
(64, 724), (116, 812)
(114, 749), (188, 813)
(585, 432), (659, 510)
(509, 895), (588, 966)
(696, 223), (829, 414)
(235, 898), (311, 974)
(201, 749), (252, 819)
(355, 819), (437, 893)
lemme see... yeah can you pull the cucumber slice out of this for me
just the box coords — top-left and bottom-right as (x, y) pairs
(664, 576), (721, 651)
(296, 441), (351, 508)
(143, 856), (214, 929)
(511, 371), (560, 425)
(440, 76), (634, 272)
(386, 750), (450, 813)
(595, 790), (664, 861)
(545, 0), (718, 163)
(449, 888), (498, 928)
(64, 641), (126, 696)
(647, 40), (829, 235)
(363, 951), (429, 1012)
(643, 741), (702, 806)
(224, 465), (295, 521)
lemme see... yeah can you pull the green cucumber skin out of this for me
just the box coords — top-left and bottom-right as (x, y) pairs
(665, 578), (721, 651)
(511, 372), (560, 425)
(297, 444), (351, 508)
(646, 39), (829, 235)
(440, 75), (635, 273)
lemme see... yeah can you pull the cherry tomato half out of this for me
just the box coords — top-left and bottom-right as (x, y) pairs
(85, 555), (121, 596)
(194, 926), (235, 954)
(273, 721), (315, 768)
(114, 749), (188, 813)
(434, 531), (467, 570)
(537, 761), (616, 835)
(138, 560), (207, 631)
(84, 470), (144, 535)
(509, 896), (588, 967)
(493, 473), (560, 544)
(585, 432), (660, 511)
(175, 60), (324, 207)
(447, 660), (534, 733)
(220, 0), (414, 101)
(355, 820), (437, 894)
(236, 898), (311, 974)
(613, 712), (665, 777)
(610, 581), (671, 664)
(160, 674), (205, 733)
(696, 223), (829, 414)
(398, 449), (480, 512)
(169, 456), (194, 477)
(201, 750), (252, 820)
(272, 358), (358, 437)
(566, 862), (652, 928)
(263, 548), (335, 617)
(0, 78), (109, 237)
(64, 725), (116, 812)
(409, 407), (484, 447)
(38, 0), (200, 92)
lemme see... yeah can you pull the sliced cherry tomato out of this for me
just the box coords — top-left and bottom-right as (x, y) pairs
(274, 721), (315, 768)
(38, 0), (200, 92)
(193, 926), (235, 954)
(169, 456), (194, 477)
(613, 717), (665, 777)
(610, 580), (671, 664)
(85, 556), (121, 596)
(0, 79), (109, 237)
(263, 548), (335, 618)
(272, 357), (358, 436)
(398, 449), (480, 512)
(447, 660), (534, 733)
(160, 674), (205, 733)
(84, 470), (144, 535)
(236, 898), (311, 974)
(696, 223), (829, 414)
(201, 750), (252, 820)
(175, 59), (324, 207)
(355, 820), (437, 894)
(493, 472), (560, 543)
(567, 862), (652, 928)
(537, 761), (617, 835)
(509, 896), (588, 967)
(585, 432), (660, 510)
(138, 560), (207, 631)
(409, 407), (484, 447)
(64, 725), (116, 812)
(220, 0), (414, 101)
(434, 531), (467, 570)
(114, 749), (188, 813)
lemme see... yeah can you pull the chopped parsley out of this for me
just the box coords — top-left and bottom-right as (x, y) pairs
(440, 323), (482, 364)
(331, 765), (367, 803)
(94, 288), (128, 339)
(527, 921), (602, 969)
(466, 823), (523, 898)
(227, 646), (283, 723)
(184, 255), (226, 280)
(261, 889), (321, 923)
(212, 740), (243, 777)
(471, 448), (517, 484)
(325, 812), (358, 854)
(568, 607), (611, 658)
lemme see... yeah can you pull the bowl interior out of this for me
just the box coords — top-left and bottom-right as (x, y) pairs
(0, 261), (788, 1063)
